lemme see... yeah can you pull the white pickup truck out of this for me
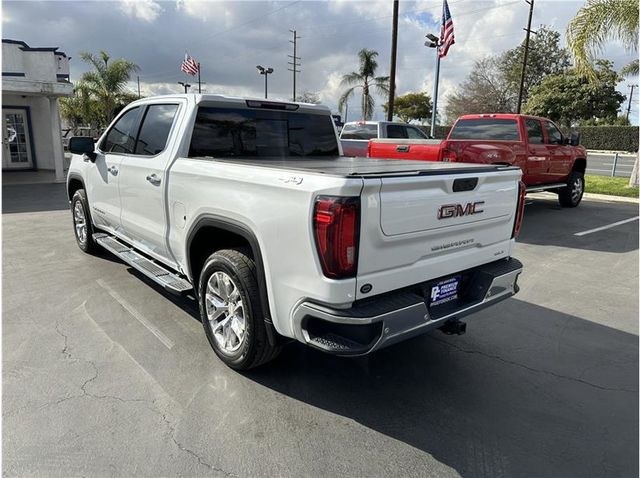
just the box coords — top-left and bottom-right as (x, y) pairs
(67, 94), (524, 370)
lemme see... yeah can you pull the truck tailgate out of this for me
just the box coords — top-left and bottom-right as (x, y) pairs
(368, 138), (443, 161)
(357, 167), (522, 300)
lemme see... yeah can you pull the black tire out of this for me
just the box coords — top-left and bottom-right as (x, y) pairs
(71, 189), (98, 253)
(558, 170), (584, 208)
(198, 248), (281, 370)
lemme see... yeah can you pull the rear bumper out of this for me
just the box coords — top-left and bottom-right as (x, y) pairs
(292, 257), (523, 355)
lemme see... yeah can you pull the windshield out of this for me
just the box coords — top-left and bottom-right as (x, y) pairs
(449, 119), (520, 141)
(189, 107), (339, 158)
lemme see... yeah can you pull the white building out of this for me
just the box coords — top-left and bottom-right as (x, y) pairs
(2, 39), (73, 181)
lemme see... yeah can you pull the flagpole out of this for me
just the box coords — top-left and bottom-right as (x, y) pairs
(430, 49), (441, 139)
(198, 63), (201, 94)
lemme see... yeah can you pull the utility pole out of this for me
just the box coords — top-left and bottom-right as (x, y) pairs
(517, 0), (535, 113)
(626, 84), (637, 120)
(137, 76), (141, 98)
(288, 30), (301, 101)
(387, 0), (399, 121)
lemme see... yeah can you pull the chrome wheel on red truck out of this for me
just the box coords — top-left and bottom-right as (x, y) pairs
(558, 171), (584, 208)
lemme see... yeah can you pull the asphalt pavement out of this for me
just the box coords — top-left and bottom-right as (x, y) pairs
(587, 151), (637, 178)
(2, 184), (638, 477)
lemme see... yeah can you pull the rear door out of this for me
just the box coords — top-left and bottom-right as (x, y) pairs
(544, 120), (572, 181)
(118, 102), (182, 265)
(89, 106), (143, 231)
(524, 118), (549, 184)
(356, 166), (522, 300)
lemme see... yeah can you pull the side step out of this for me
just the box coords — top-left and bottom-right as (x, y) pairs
(526, 183), (566, 193)
(93, 233), (193, 295)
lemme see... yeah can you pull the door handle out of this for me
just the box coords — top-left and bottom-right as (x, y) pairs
(396, 145), (410, 152)
(146, 173), (161, 185)
(107, 166), (118, 175)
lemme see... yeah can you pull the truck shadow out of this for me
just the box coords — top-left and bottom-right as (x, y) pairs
(245, 299), (638, 477)
(517, 195), (638, 253)
(2, 183), (69, 214)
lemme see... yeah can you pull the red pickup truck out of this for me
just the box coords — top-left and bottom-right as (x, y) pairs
(368, 114), (587, 207)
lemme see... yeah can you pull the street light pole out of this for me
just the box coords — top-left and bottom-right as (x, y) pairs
(256, 65), (274, 99)
(425, 33), (440, 138)
(178, 81), (191, 94)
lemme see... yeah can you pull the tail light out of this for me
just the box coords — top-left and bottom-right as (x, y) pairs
(441, 148), (456, 162)
(313, 196), (360, 279)
(512, 180), (526, 238)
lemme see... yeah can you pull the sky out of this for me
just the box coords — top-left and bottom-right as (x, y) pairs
(2, 0), (638, 124)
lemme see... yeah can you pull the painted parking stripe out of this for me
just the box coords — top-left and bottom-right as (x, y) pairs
(96, 279), (175, 349)
(574, 216), (639, 237)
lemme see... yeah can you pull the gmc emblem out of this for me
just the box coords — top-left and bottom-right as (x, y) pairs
(438, 201), (485, 219)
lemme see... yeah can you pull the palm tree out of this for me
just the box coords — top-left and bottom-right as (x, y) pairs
(567, 0), (639, 79)
(79, 51), (139, 126)
(338, 49), (389, 120)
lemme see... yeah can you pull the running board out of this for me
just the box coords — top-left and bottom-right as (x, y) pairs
(526, 183), (566, 193)
(93, 233), (192, 295)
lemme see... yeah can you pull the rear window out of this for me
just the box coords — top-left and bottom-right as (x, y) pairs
(340, 123), (378, 140)
(449, 119), (520, 141)
(189, 107), (339, 158)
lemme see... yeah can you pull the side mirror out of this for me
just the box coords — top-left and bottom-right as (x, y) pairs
(569, 132), (580, 146)
(68, 136), (96, 161)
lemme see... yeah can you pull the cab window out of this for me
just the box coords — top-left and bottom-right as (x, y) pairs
(407, 126), (428, 139)
(525, 119), (544, 144)
(544, 121), (564, 145)
(340, 123), (378, 140)
(387, 125), (408, 139)
(100, 107), (141, 153)
(135, 104), (179, 156)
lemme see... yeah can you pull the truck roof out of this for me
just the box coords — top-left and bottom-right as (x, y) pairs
(457, 113), (548, 122)
(127, 93), (331, 113)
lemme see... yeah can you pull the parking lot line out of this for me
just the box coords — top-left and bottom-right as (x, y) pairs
(574, 216), (639, 237)
(96, 279), (175, 350)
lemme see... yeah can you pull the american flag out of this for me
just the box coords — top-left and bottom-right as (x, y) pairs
(438, 0), (455, 58)
(181, 53), (199, 76)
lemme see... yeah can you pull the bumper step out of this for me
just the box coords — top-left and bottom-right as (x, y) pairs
(93, 233), (192, 295)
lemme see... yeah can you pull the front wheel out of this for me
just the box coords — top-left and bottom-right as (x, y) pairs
(198, 248), (281, 370)
(71, 189), (97, 253)
(558, 171), (584, 208)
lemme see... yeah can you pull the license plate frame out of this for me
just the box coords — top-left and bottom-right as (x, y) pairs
(428, 275), (461, 307)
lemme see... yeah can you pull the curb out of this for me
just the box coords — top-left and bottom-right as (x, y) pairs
(586, 150), (637, 156)
(582, 192), (639, 204)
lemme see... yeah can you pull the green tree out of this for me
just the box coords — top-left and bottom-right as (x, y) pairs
(501, 27), (571, 104)
(338, 49), (389, 120)
(567, 0), (639, 78)
(68, 50), (139, 128)
(523, 60), (625, 126)
(383, 92), (432, 123)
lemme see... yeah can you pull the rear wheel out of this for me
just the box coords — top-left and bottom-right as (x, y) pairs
(198, 248), (281, 370)
(558, 171), (584, 208)
(71, 189), (97, 253)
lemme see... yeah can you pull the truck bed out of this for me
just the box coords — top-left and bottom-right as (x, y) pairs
(201, 156), (518, 178)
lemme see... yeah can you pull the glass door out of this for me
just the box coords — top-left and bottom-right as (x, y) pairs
(2, 108), (34, 169)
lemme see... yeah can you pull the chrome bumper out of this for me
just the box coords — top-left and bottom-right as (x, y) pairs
(292, 258), (523, 355)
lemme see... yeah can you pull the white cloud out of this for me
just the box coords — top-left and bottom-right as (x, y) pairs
(119, 0), (162, 23)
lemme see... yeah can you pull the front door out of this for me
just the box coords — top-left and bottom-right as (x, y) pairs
(523, 118), (549, 185)
(119, 103), (180, 265)
(544, 120), (573, 182)
(2, 108), (34, 170)
(87, 106), (143, 231)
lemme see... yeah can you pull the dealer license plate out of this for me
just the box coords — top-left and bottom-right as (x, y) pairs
(429, 276), (460, 307)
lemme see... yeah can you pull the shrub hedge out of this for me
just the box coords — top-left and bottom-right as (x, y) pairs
(573, 126), (638, 152)
(418, 125), (638, 152)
